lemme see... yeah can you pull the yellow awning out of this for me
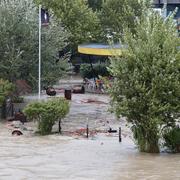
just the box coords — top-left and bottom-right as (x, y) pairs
(78, 44), (125, 56)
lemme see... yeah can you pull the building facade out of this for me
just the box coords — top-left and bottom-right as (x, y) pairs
(153, 0), (180, 31)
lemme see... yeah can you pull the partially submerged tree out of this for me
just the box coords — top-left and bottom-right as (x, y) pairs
(0, 0), (69, 89)
(110, 9), (180, 153)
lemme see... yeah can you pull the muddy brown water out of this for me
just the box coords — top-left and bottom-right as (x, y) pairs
(0, 94), (179, 180)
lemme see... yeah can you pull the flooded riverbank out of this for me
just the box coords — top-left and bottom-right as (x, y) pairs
(0, 128), (179, 180)
(0, 93), (179, 180)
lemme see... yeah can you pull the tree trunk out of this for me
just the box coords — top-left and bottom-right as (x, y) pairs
(141, 133), (160, 153)
(145, 140), (159, 153)
(135, 127), (160, 153)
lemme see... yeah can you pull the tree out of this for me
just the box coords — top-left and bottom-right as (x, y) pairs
(0, 0), (69, 89)
(34, 0), (148, 45)
(99, 0), (151, 41)
(110, 9), (180, 153)
(35, 0), (102, 46)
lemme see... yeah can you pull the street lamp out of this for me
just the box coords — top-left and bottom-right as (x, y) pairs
(38, 5), (49, 99)
(38, 5), (41, 99)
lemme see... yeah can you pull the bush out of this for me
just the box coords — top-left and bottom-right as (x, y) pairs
(24, 98), (69, 135)
(80, 64), (93, 79)
(163, 126), (180, 153)
(0, 79), (14, 106)
(80, 63), (110, 79)
(12, 96), (24, 103)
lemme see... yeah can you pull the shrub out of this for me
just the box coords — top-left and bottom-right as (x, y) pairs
(80, 64), (93, 79)
(24, 98), (69, 135)
(0, 79), (14, 106)
(163, 126), (180, 153)
(80, 63), (110, 79)
(12, 96), (24, 103)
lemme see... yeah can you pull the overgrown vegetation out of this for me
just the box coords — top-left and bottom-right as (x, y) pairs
(110, 8), (180, 153)
(24, 98), (69, 135)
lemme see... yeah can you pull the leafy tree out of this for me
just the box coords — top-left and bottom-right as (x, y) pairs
(35, 0), (149, 44)
(110, 9), (180, 153)
(0, 0), (69, 89)
(35, 0), (102, 46)
(100, 0), (151, 41)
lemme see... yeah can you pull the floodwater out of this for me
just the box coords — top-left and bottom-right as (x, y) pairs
(0, 94), (180, 180)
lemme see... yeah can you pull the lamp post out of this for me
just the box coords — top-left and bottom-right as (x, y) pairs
(38, 6), (49, 99)
(38, 4), (42, 99)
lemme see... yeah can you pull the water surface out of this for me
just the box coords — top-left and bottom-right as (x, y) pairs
(0, 94), (179, 180)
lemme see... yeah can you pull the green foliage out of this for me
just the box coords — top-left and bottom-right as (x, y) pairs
(80, 64), (93, 79)
(80, 63), (109, 79)
(110, 9), (180, 153)
(100, 0), (150, 41)
(35, 0), (147, 44)
(163, 126), (180, 153)
(24, 98), (69, 135)
(0, 0), (69, 89)
(11, 96), (24, 103)
(0, 79), (14, 106)
(35, 0), (101, 46)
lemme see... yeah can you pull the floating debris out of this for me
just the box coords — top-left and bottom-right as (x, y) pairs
(12, 129), (23, 136)
(80, 98), (108, 104)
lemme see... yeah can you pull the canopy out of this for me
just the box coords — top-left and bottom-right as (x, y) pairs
(78, 44), (125, 56)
